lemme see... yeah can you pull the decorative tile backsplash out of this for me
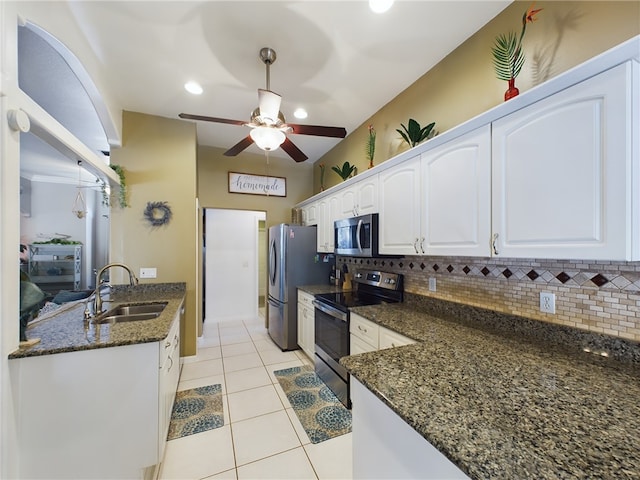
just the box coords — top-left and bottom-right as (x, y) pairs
(339, 256), (640, 342)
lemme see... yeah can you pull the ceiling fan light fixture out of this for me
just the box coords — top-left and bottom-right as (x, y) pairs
(184, 81), (203, 95)
(250, 126), (286, 151)
(293, 108), (308, 119)
(369, 0), (394, 13)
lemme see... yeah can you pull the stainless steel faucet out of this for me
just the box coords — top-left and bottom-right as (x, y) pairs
(92, 263), (139, 316)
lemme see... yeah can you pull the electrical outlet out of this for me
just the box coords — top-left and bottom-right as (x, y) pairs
(139, 267), (157, 279)
(429, 277), (436, 292)
(540, 292), (556, 314)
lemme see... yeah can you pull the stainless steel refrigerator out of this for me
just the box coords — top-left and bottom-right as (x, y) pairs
(268, 224), (331, 350)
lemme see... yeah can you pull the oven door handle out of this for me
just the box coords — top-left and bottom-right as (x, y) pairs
(313, 300), (348, 322)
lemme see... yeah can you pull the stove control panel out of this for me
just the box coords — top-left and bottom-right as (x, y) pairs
(353, 269), (403, 291)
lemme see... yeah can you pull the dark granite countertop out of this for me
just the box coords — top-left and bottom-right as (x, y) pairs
(9, 283), (186, 359)
(342, 297), (640, 479)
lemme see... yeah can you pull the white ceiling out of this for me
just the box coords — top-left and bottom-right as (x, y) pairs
(18, 0), (512, 180)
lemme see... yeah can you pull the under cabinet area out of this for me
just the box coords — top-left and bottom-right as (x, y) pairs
(12, 304), (182, 479)
(297, 290), (315, 359)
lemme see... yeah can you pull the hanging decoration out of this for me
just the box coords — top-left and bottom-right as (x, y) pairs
(144, 201), (172, 227)
(71, 161), (87, 219)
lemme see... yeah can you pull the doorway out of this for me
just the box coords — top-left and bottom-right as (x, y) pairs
(203, 209), (266, 323)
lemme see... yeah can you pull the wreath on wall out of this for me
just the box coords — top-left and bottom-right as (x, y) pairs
(144, 201), (172, 227)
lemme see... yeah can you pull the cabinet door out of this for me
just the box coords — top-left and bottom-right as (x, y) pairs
(340, 186), (358, 218)
(379, 156), (422, 255)
(422, 126), (491, 256)
(316, 199), (329, 252)
(339, 176), (379, 218)
(297, 302), (314, 359)
(356, 176), (379, 216)
(304, 203), (318, 226)
(316, 195), (339, 252)
(492, 63), (637, 260)
(379, 328), (416, 350)
(350, 313), (379, 348)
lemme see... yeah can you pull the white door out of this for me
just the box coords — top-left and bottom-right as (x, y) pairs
(378, 156), (422, 255)
(422, 125), (491, 257)
(204, 209), (265, 321)
(492, 63), (635, 260)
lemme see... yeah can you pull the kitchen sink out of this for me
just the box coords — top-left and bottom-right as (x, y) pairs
(92, 302), (167, 324)
(108, 302), (168, 316)
(94, 312), (161, 324)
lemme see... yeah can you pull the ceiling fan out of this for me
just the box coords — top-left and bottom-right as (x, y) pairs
(179, 47), (347, 163)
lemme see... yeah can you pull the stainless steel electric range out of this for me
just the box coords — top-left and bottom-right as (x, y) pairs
(312, 269), (403, 408)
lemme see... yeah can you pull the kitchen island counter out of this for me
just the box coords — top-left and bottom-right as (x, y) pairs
(9, 282), (186, 359)
(342, 298), (640, 479)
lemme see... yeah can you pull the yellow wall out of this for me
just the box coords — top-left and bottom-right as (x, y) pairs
(314, 0), (640, 191)
(197, 146), (314, 226)
(110, 111), (198, 356)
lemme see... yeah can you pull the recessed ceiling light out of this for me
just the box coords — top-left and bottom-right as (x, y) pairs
(184, 81), (203, 95)
(369, 0), (394, 14)
(293, 108), (308, 119)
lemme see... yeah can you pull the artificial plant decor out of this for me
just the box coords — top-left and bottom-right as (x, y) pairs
(99, 164), (129, 208)
(332, 161), (357, 181)
(492, 3), (543, 100)
(366, 125), (376, 169)
(397, 119), (436, 148)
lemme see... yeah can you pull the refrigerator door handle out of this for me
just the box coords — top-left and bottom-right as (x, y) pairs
(269, 237), (277, 287)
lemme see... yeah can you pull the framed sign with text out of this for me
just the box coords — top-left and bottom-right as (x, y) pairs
(228, 172), (287, 197)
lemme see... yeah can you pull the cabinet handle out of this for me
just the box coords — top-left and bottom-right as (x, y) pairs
(414, 238), (419, 254)
(492, 233), (499, 255)
(420, 237), (425, 254)
(358, 325), (367, 333)
(165, 340), (171, 348)
(167, 355), (173, 372)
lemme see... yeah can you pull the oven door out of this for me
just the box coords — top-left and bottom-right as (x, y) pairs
(313, 300), (350, 407)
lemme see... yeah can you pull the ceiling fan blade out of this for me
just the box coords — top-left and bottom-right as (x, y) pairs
(224, 136), (254, 156)
(179, 113), (246, 126)
(287, 123), (347, 138)
(257, 89), (281, 125)
(280, 138), (308, 163)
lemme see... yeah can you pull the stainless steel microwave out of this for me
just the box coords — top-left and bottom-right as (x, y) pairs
(334, 213), (379, 257)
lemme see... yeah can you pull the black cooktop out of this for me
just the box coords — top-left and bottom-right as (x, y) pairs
(314, 290), (400, 311)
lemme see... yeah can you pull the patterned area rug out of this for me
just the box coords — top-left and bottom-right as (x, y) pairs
(274, 365), (352, 444)
(167, 384), (224, 440)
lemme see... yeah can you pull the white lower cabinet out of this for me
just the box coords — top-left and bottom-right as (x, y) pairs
(352, 378), (469, 480)
(350, 313), (415, 353)
(12, 308), (182, 479)
(297, 290), (315, 359)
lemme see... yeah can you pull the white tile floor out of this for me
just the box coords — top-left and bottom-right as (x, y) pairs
(159, 313), (353, 480)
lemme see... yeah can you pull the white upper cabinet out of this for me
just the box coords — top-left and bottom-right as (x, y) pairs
(379, 156), (423, 255)
(339, 176), (379, 219)
(492, 62), (639, 260)
(317, 194), (339, 252)
(302, 202), (318, 226)
(422, 125), (492, 256)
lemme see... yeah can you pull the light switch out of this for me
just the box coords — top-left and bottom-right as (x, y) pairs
(139, 267), (157, 279)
